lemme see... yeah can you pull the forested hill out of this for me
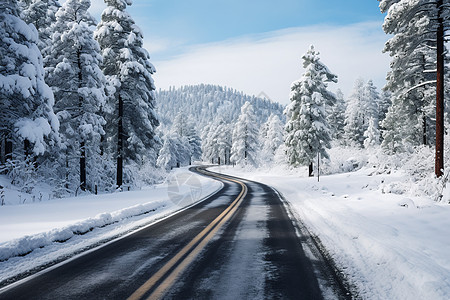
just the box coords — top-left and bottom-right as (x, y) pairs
(156, 84), (285, 130)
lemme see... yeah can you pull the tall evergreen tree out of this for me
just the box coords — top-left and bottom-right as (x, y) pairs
(363, 80), (380, 122)
(260, 114), (284, 165)
(95, 0), (160, 188)
(45, 0), (106, 191)
(364, 117), (381, 149)
(231, 102), (259, 167)
(284, 45), (337, 176)
(344, 79), (365, 147)
(156, 133), (190, 170)
(379, 0), (450, 152)
(202, 118), (231, 165)
(184, 121), (202, 163)
(344, 79), (380, 147)
(0, 0), (59, 163)
(378, 90), (392, 125)
(171, 113), (202, 164)
(327, 88), (346, 141)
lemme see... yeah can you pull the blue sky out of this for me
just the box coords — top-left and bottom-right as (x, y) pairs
(88, 0), (389, 104)
(117, 0), (385, 60)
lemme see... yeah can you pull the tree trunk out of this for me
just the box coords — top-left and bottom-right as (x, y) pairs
(5, 139), (11, 161)
(422, 114), (427, 146)
(117, 93), (124, 188)
(100, 133), (104, 156)
(99, 105), (104, 157)
(24, 139), (31, 158)
(77, 49), (86, 191)
(80, 141), (86, 191)
(1, 135), (12, 164)
(65, 149), (69, 190)
(436, 0), (444, 177)
(0, 137), (3, 164)
(308, 163), (313, 177)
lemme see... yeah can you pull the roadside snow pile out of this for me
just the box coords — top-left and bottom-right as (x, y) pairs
(0, 201), (164, 261)
(0, 167), (221, 264)
(211, 163), (450, 299)
(320, 145), (445, 201)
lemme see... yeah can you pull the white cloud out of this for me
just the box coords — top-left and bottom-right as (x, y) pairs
(152, 22), (391, 105)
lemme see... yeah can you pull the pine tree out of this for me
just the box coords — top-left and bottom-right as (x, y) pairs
(185, 122), (202, 163)
(378, 90), (391, 125)
(0, 0), (59, 163)
(20, 0), (60, 54)
(344, 79), (365, 146)
(45, 0), (106, 191)
(95, 0), (160, 187)
(344, 79), (380, 147)
(284, 45), (337, 176)
(156, 133), (190, 170)
(171, 113), (201, 165)
(364, 117), (381, 149)
(363, 80), (380, 123)
(202, 118), (231, 165)
(261, 114), (284, 164)
(327, 89), (346, 141)
(230, 102), (260, 167)
(379, 0), (450, 152)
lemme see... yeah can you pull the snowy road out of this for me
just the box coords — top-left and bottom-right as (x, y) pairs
(0, 167), (349, 299)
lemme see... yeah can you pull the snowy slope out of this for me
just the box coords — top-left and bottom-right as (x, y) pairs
(0, 167), (222, 286)
(210, 165), (450, 300)
(156, 84), (285, 131)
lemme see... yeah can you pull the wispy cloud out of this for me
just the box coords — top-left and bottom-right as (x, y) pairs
(153, 22), (390, 104)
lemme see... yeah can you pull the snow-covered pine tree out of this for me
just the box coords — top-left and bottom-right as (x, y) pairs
(156, 135), (176, 170)
(363, 80), (380, 122)
(45, 0), (106, 191)
(156, 133), (190, 170)
(95, 0), (160, 188)
(327, 88), (346, 141)
(379, 0), (450, 151)
(20, 0), (60, 55)
(202, 118), (232, 165)
(231, 102), (259, 167)
(261, 114), (284, 165)
(344, 79), (365, 147)
(378, 90), (391, 126)
(170, 113), (202, 165)
(0, 0), (59, 164)
(364, 117), (381, 149)
(344, 79), (380, 147)
(172, 113), (188, 138)
(284, 45), (337, 176)
(185, 121), (202, 163)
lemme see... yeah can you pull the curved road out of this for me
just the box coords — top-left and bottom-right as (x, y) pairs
(0, 167), (351, 299)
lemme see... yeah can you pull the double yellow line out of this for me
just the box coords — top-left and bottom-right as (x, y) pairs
(127, 168), (248, 300)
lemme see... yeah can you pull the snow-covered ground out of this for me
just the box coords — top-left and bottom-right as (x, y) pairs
(210, 164), (450, 300)
(2, 157), (450, 299)
(0, 167), (222, 286)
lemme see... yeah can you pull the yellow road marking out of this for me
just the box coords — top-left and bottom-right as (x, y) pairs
(127, 168), (247, 300)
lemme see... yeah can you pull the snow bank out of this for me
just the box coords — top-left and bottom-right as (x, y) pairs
(0, 167), (221, 264)
(211, 165), (450, 299)
(0, 201), (164, 261)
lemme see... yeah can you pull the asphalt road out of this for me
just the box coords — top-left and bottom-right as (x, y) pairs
(0, 167), (351, 299)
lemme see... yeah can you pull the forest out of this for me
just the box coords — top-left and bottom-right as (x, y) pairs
(1, 0), (450, 204)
